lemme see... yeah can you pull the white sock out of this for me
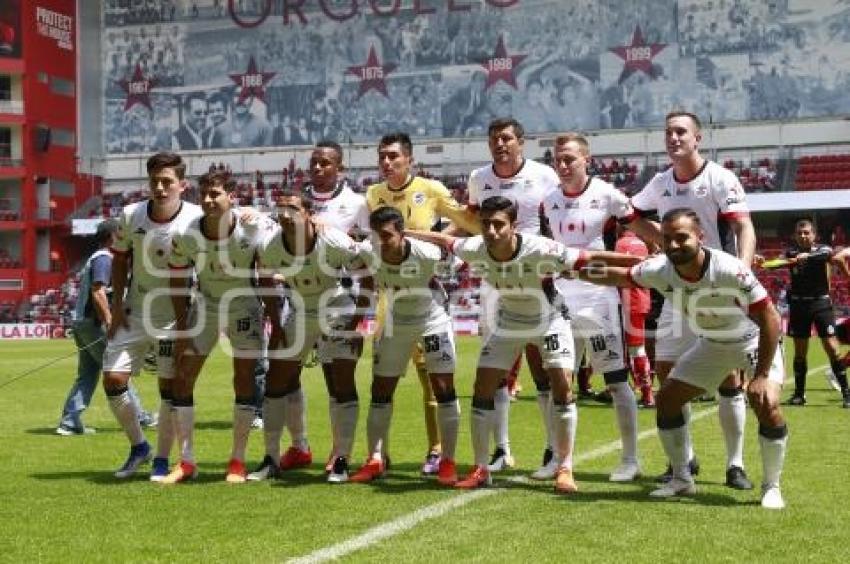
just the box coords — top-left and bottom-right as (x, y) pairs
(471, 405), (494, 467)
(609, 382), (639, 464)
(658, 423), (691, 480)
(335, 400), (359, 459)
(719, 392), (746, 469)
(285, 388), (308, 451)
(262, 396), (287, 461)
(231, 403), (255, 463)
(683, 402), (695, 461)
(493, 385), (511, 452)
(437, 400), (461, 461)
(155, 399), (175, 459)
(108, 390), (145, 446)
(550, 401), (577, 470)
(366, 401), (393, 459)
(328, 397), (339, 457)
(759, 431), (788, 489)
(173, 405), (195, 464)
(536, 389), (552, 450)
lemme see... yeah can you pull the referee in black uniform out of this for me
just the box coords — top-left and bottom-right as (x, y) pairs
(779, 218), (850, 407)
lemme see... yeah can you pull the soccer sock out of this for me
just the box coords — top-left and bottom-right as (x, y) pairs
(285, 387), (308, 451)
(493, 383), (511, 452)
(550, 400), (577, 470)
(718, 389), (747, 469)
(793, 357), (807, 395)
(107, 388), (145, 446)
(471, 398), (494, 467)
(262, 395), (287, 461)
(366, 399), (393, 460)
(829, 359), (849, 391)
(536, 389), (552, 450)
(657, 412), (691, 480)
(629, 347), (651, 389)
(155, 399), (175, 459)
(231, 402), (255, 463)
(758, 424), (788, 488)
(437, 397), (461, 461)
(328, 396), (339, 457)
(683, 402), (695, 461)
(172, 403), (195, 464)
(609, 381), (639, 464)
(335, 400), (359, 459)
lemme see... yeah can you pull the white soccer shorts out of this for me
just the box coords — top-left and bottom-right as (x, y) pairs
(564, 286), (627, 374)
(103, 314), (176, 378)
(372, 315), (456, 377)
(478, 314), (575, 371)
(654, 301), (697, 362)
(189, 296), (264, 356)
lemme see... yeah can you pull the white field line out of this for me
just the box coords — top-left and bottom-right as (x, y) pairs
(287, 365), (827, 564)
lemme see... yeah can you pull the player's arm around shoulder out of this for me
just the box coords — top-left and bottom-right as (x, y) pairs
(404, 228), (459, 255)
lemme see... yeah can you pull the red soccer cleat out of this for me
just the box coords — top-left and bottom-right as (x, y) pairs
(437, 458), (458, 486)
(455, 465), (491, 489)
(349, 458), (386, 483)
(226, 458), (247, 483)
(279, 446), (313, 470)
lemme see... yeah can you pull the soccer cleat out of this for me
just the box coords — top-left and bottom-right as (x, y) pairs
(787, 394), (806, 406)
(593, 390), (614, 404)
(149, 457), (169, 482)
(279, 446), (313, 470)
(761, 485), (785, 510)
(650, 476), (696, 498)
(114, 441), (151, 479)
(437, 458), (458, 486)
(327, 456), (350, 484)
(554, 468), (578, 494)
(161, 461), (198, 484)
(55, 425), (96, 436)
(350, 458), (386, 483)
(139, 411), (158, 428)
(247, 455), (281, 481)
(725, 466), (754, 490)
(251, 416), (264, 429)
(455, 465), (491, 489)
(487, 447), (515, 472)
(578, 388), (596, 400)
(842, 390), (850, 409)
(226, 459), (247, 484)
(639, 387), (656, 408)
(825, 370), (841, 392)
(530, 447), (558, 480)
(656, 457), (700, 483)
(609, 461), (642, 482)
(421, 451), (442, 475)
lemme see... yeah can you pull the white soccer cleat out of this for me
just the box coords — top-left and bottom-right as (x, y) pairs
(530, 454), (559, 480)
(825, 370), (841, 392)
(650, 477), (696, 498)
(486, 447), (515, 473)
(609, 461), (642, 482)
(761, 485), (785, 510)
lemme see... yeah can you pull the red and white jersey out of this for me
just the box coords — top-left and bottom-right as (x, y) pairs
(451, 234), (587, 325)
(111, 200), (203, 324)
(629, 248), (769, 339)
(631, 160), (749, 251)
(169, 210), (277, 300)
(467, 159), (559, 234)
(258, 226), (361, 316)
(304, 181), (369, 236)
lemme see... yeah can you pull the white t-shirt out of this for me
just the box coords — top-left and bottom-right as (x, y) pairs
(169, 210), (277, 300)
(630, 160), (749, 251)
(629, 248), (770, 340)
(467, 159), (559, 234)
(451, 234), (586, 325)
(304, 181), (369, 236)
(111, 200), (203, 323)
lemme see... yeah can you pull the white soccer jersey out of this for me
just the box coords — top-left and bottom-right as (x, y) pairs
(467, 159), (559, 234)
(305, 181), (369, 235)
(630, 160), (749, 250)
(111, 200), (203, 324)
(629, 248), (770, 339)
(168, 210), (277, 300)
(359, 237), (449, 326)
(451, 234), (586, 325)
(258, 226), (361, 315)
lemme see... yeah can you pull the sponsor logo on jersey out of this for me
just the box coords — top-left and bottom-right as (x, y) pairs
(661, 189), (672, 197)
(483, 183), (494, 191)
(500, 181), (518, 190)
(412, 192), (426, 206)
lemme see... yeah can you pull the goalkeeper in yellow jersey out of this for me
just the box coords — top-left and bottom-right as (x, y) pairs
(366, 132), (480, 474)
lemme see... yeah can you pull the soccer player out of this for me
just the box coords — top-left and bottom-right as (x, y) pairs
(627, 110), (757, 490)
(163, 170), (275, 483)
(760, 218), (849, 407)
(408, 196), (638, 493)
(348, 207), (460, 486)
(466, 118), (560, 476)
(582, 209), (789, 509)
(366, 132), (479, 475)
(251, 191), (371, 483)
(101, 152), (203, 479)
(540, 132), (641, 482)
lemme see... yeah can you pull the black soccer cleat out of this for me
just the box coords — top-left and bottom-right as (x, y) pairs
(725, 465), (754, 490)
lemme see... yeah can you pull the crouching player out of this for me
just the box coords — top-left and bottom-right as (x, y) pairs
(409, 197), (639, 493)
(163, 170), (275, 483)
(348, 207), (460, 485)
(581, 208), (788, 509)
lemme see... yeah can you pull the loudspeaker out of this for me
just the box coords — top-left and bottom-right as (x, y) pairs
(33, 125), (51, 152)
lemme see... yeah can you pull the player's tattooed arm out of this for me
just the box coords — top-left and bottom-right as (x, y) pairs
(576, 264), (636, 288)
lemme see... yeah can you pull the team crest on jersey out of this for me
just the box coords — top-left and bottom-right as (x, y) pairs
(589, 199), (601, 209)
(693, 184), (708, 197)
(551, 203), (559, 210)
(412, 192), (426, 206)
(500, 181), (518, 190)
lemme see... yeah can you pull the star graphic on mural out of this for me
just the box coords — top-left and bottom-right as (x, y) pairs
(609, 25), (667, 83)
(346, 46), (397, 98)
(479, 36), (527, 90)
(117, 64), (157, 111)
(228, 56), (276, 104)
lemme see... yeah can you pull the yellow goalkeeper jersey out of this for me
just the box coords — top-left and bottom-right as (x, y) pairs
(366, 176), (480, 234)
